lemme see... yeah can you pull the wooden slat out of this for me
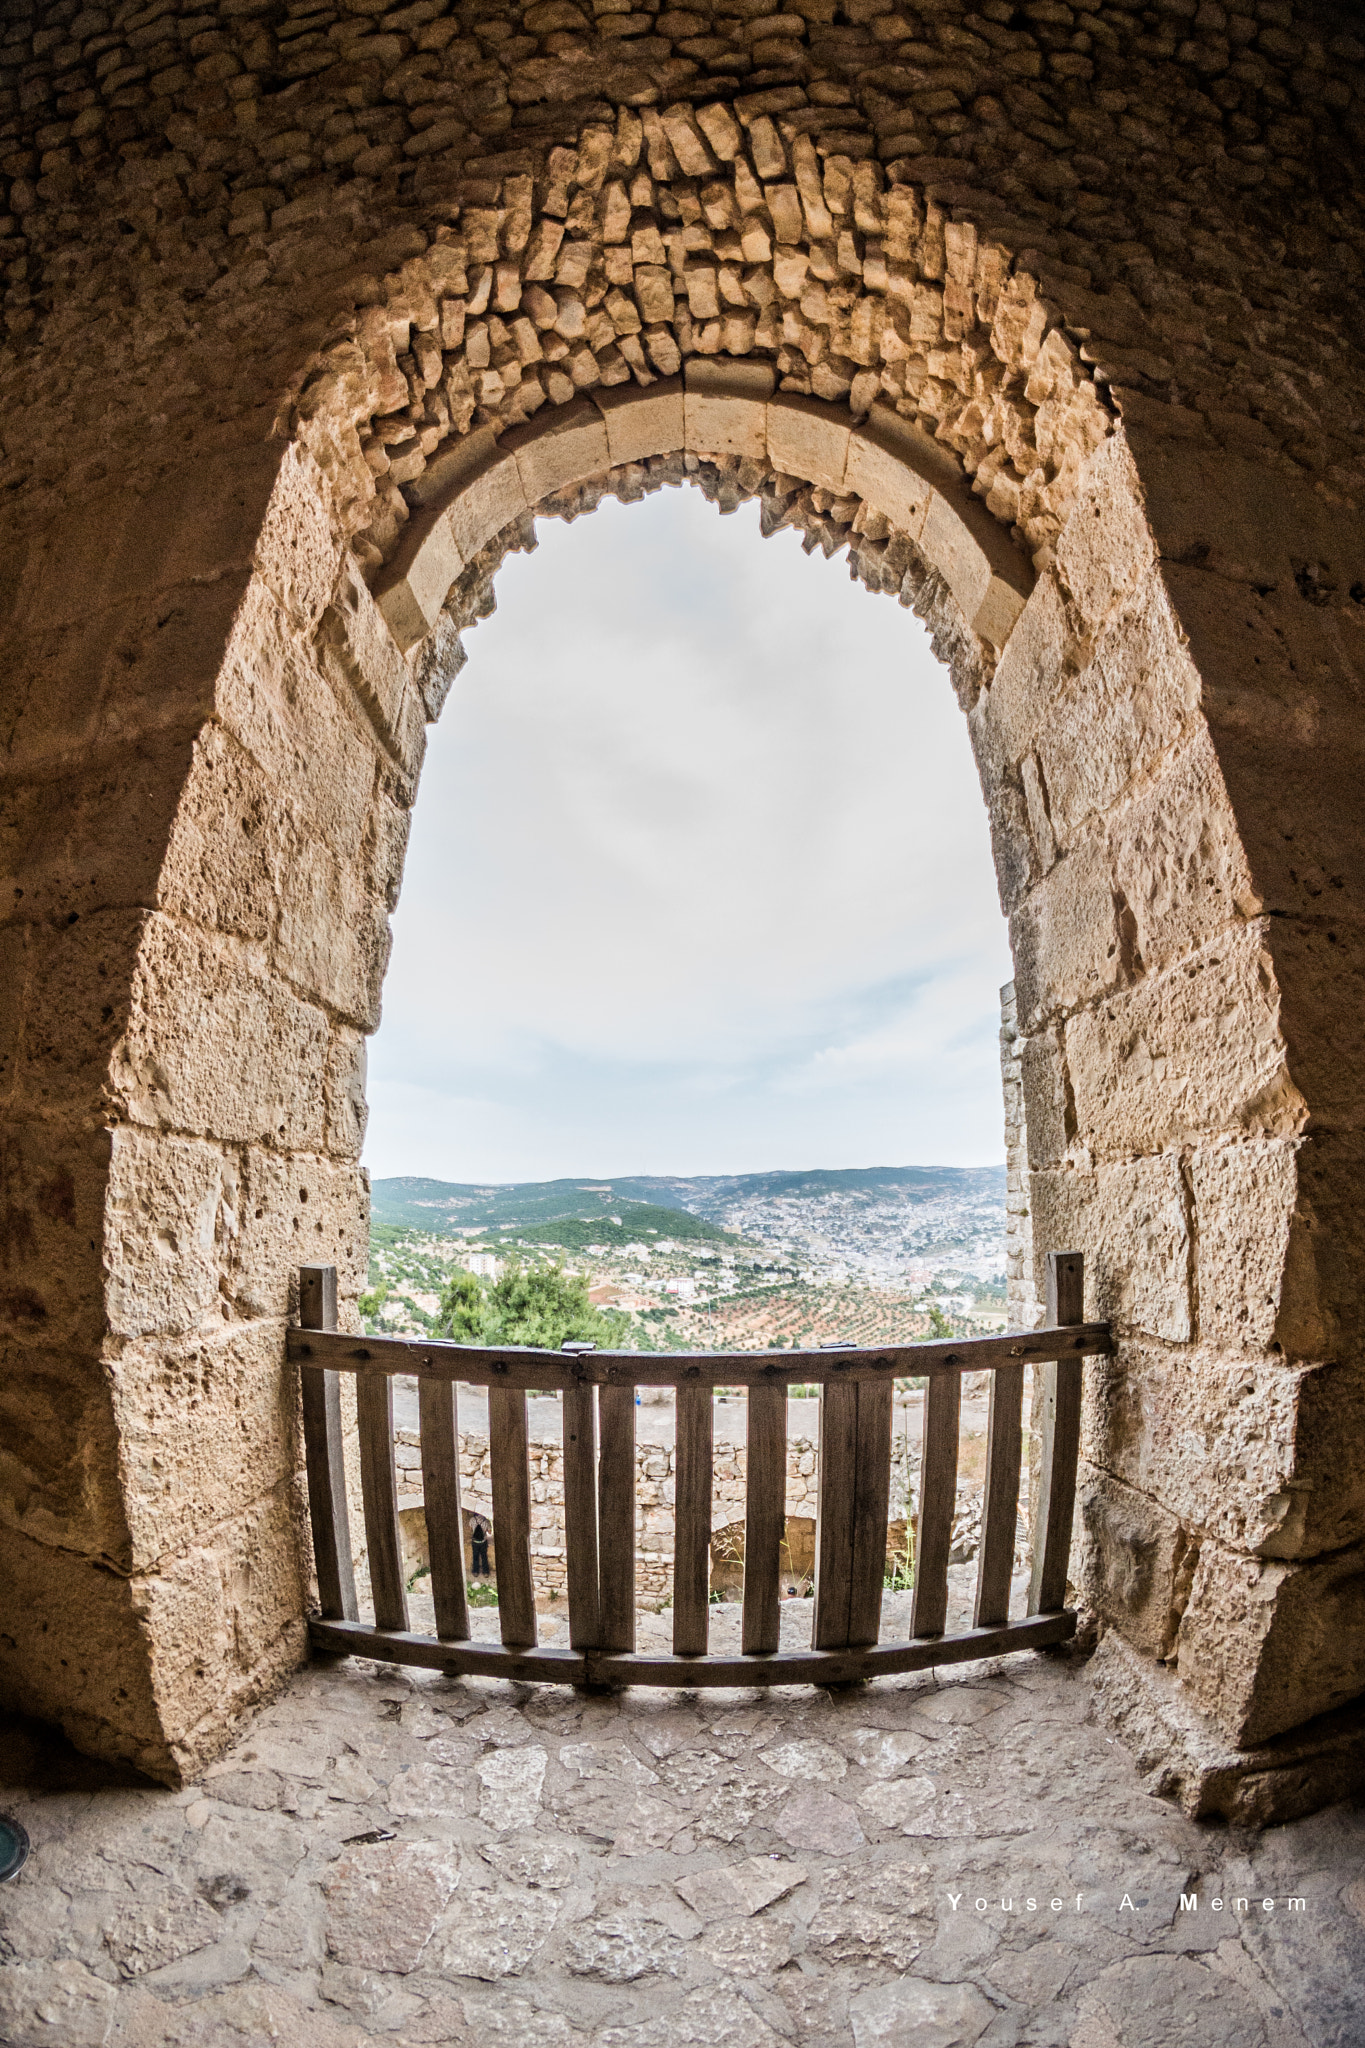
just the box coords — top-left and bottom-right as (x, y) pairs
(489, 1386), (537, 1648)
(298, 1265), (358, 1624)
(418, 1377), (468, 1642)
(357, 1374), (408, 1634)
(813, 1381), (858, 1650)
(309, 1607), (1076, 1685)
(287, 1323), (1113, 1390)
(312, 1617), (586, 1683)
(673, 1382), (713, 1659)
(1028, 1251), (1086, 1617)
(742, 1383), (786, 1656)
(910, 1371), (960, 1639)
(973, 1362), (1024, 1629)
(562, 1382), (600, 1652)
(597, 1383), (636, 1653)
(848, 1380), (894, 1648)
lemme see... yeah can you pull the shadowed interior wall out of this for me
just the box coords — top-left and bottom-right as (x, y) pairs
(1, 0), (1364, 1798)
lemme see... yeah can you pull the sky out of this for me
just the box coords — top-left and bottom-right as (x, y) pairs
(362, 481), (1014, 1183)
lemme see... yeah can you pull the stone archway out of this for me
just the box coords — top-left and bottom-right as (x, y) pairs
(4, 48), (1365, 1816)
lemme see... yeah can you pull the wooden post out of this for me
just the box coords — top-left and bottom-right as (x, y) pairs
(813, 1380), (858, 1650)
(1028, 1251), (1085, 1617)
(674, 1382), (713, 1658)
(847, 1380), (893, 1648)
(597, 1384), (636, 1653)
(419, 1378), (468, 1641)
(742, 1383), (786, 1656)
(358, 1371), (408, 1635)
(299, 1265), (357, 1623)
(910, 1371), (960, 1639)
(973, 1359), (1025, 1630)
(563, 1379), (601, 1652)
(489, 1386), (537, 1648)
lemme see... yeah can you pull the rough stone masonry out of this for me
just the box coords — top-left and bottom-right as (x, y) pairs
(2, 0), (1365, 1824)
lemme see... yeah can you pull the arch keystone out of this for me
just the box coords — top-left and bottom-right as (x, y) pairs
(593, 378), (684, 466)
(684, 357), (776, 459)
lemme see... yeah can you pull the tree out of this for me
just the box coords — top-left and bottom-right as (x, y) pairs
(921, 1304), (954, 1341)
(484, 1258), (632, 1350)
(436, 1269), (486, 1341)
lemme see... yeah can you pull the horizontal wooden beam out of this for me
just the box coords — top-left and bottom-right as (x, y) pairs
(287, 1323), (1111, 1389)
(308, 1608), (1075, 1684)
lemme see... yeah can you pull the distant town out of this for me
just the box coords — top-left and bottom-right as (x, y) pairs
(362, 1167), (1009, 1351)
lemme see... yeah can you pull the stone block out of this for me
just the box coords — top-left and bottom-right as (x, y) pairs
(1030, 1155), (1191, 1342)
(405, 426), (500, 508)
(13, 908), (145, 1119)
(157, 723), (281, 947)
(1009, 831), (1124, 1029)
(505, 396), (610, 501)
(1190, 1137), (1306, 1356)
(372, 505), (462, 653)
(111, 1320), (305, 1573)
(273, 829), (393, 1031)
(1176, 1532), (1365, 1747)
(766, 393), (850, 491)
(1065, 920), (1303, 1160)
(105, 1126), (238, 1342)
(447, 450), (527, 563)
(1081, 1339), (1304, 1559)
(324, 1029), (369, 1162)
(1133, 434), (1365, 599)
(1106, 724), (1257, 978)
(253, 442), (343, 636)
(0, 1521), (176, 1783)
(1053, 431), (1155, 637)
(0, 1118), (112, 1351)
(232, 1145), (369, 1321)
(1162, 562), (1365, 933)
(1077, 1463), (1190, 1660)
(12, 441), (280, 637)
(1090, 1627), (1365, 1825)
(1018, 1028), (1070, 1169)
(594, 378), (685, 465)
(1040, 586), (1199, 856)
(132, 1484), (310, 1778)
(217, 578), (391, 866)
(0, 732), (194, 933)
(685, 391), (769, 461)
(1253, 915), (1365, 1136)
(118, 914), (328, 1152)
(844, 413), (933, 542)
(975, 570), (1073, 779)
(0, 1338), (127, 1561)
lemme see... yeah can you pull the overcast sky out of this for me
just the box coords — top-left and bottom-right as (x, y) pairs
(362, 482), (1013, 1183)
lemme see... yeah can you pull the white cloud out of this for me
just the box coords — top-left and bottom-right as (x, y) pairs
(364, 483), (1013, 1179)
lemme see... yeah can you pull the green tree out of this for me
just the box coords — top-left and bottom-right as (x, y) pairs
(483, 1257), (631, 1350)
(921, 1304), (954, 1340)
(436, 1268), (487, 1341)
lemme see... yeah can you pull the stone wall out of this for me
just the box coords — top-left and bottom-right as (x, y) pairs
(2, 0), (1365, 1808)
(392, 1410), (927, 1601)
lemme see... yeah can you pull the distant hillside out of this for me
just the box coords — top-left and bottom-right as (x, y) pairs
(369, 1167), (1004, 1236)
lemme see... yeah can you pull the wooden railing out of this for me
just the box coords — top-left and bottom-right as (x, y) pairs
(291, 1252), (1108, 1687)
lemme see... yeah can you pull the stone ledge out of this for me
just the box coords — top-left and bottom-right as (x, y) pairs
(1090, 1627), (1365, 1827)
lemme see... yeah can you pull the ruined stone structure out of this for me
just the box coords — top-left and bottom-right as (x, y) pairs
(3, 0), (1365, 1820)
(392, 1416), (929, 1602)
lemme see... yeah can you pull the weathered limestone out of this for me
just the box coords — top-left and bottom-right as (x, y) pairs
(2, 0), (1365, 1818)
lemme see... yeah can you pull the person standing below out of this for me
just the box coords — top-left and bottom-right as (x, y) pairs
(471, 1521), (490, 1577)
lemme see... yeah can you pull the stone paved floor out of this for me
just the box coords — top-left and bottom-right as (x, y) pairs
(3, 1635), (1364, 2048)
